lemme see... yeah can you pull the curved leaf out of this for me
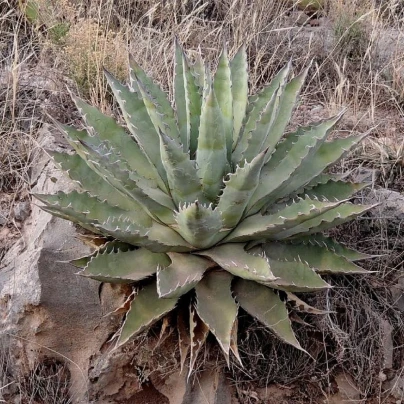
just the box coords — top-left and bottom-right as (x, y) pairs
(197, 243), (276, 282)
(248, 114), (343, 213)
(233, 279), (305, 352)
(264, 258), (330, 292)
(226, 198), (345, 242)
(104, 70), (168, 190)
(174, 40), (202, 154)
(80, 248), (169, 283)
(72, 95), (160, 185)
(195, 270), (237, 364)
(157, 252), (215, 298)
(50, 151), (145, 214)
(196, 88), (228, 201)
(276, 203), (376, 239)
(175, 202), (222, 249)
(158, 130), (207, 206)
(264, 241), (369, 274)
(301, 179), (367, 201)
(262, 66), (311, 164)
(273, 133), (367, 204)
(295, 234), (374, 261)
(213, 46), (233, 160)
(129, 56), (180, 143)
(230, 45), (248, 147)
(117, 282), (178, 346)
(216, 148), (267, 229)
(71, 240), (134, 268)
(286, 292), (330, 314)
(188, 306), (209, 379)
(233, 62), (290, 164)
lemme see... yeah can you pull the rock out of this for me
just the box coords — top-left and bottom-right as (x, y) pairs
(13, 201), (31, 221)
(329, 373), (361, 403)
(362, 188), (404, 233)
(0, 128), (120, 403)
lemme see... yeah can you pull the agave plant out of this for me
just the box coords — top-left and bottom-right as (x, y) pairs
(36, 41), (374, 374)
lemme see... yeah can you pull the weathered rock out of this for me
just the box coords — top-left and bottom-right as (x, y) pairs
(361, 188), (404, 234)
(0, 127), (121, 403)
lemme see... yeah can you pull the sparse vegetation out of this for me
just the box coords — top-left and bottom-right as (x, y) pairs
(1, 0), (403, 402)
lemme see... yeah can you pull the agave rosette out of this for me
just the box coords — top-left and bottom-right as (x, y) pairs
(36, 41), (374, 372)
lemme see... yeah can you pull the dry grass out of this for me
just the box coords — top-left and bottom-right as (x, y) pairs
(0, 336), (72, 403)
(1, 0), (404, 402)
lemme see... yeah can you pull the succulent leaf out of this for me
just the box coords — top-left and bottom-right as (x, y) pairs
(71, 240), (134, 268)
(129, 56), (180, 143)
(195, 270), (237, 364)
(241, 89), (279, 163)
(227, 197), (345, 242)
(157, 130), (207, 206)
(248, 114), (344, 213)
(301, 179), (367, 201)
(189, 306), (210, 378)
(175, 202), (223, 249)
(103, 70), (168, 190)
(157, 252), (215, 298)
(216, 149), (267, 229)
(230, 45), (248, 147)
(233, 62), (290, 164)
(197, 243), (277, 282)
(260, 256), (331, 292)
(296, 234), (373, 261)
(72, 96), (161, 184)
(196, 88), (228, 201)
(263, 242), (369, 274)
(80, 248), (170, 283)
(286, 292), (330, 314)
(233, 279), (304, 351)
(34, 190), (138, 230)
(174, 40), (191, 151)
(262, 66), (310, 164)
(74, 139), (176, 224)
(213, 46), (233, 161)
(174, 40), (202, 155)
(190, 54), (205, 91)
(276, 202), (376, 239)
(118, 282), (178, 346)
(273, 134), (367, 204)
(50, 151), (145, 214)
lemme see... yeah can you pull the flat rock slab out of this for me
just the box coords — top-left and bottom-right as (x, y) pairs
(0, 128), (120, 402)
